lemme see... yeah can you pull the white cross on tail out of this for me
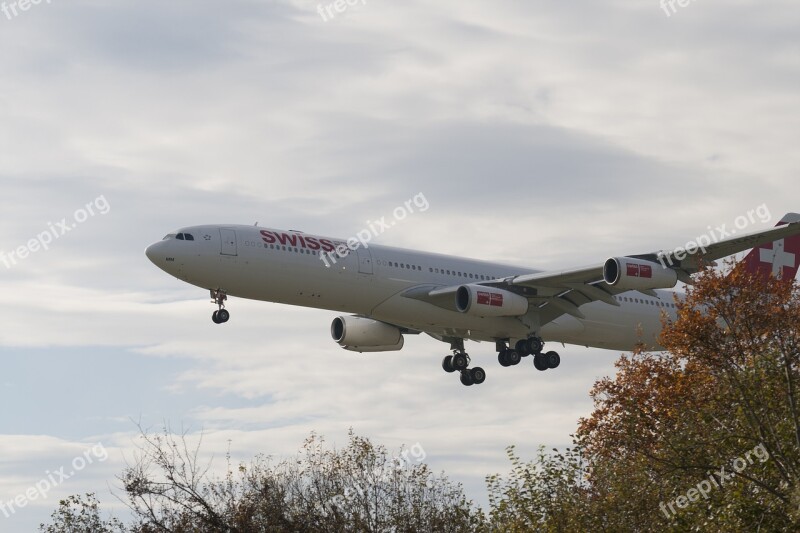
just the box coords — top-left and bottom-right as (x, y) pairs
(759, 239), (796, 277)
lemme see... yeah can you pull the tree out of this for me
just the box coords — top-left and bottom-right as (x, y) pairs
(39, 493), (127, 533)
(487, 264), (800, 531)
(41, 428), (484, 532)
(486, 444), (589, 532)
(577, 264), (800, 530)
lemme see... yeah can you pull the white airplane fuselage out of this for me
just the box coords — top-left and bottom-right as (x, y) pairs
(145, 225), (679, 352)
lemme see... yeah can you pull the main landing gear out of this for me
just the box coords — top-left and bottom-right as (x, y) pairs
(497, 337), (560, 371)
(441, 339), (486, 387)
(210, 289), (230, 324)
(505, 336), (560, 371)
(441, 336), (561, 386)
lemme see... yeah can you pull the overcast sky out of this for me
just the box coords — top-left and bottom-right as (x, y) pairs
(1, 0), (799, 529)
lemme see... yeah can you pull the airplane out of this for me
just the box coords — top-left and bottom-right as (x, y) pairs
(145, 213), (800, 387)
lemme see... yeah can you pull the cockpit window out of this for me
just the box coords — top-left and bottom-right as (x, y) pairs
(164, 232), (194, 241)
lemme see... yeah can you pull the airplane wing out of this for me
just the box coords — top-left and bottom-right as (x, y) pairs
(404, 212), (800, 326)
(657, 212), (800, 267)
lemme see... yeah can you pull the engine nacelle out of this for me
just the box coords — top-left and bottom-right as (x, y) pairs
(340, 341), (404, 353)
(603, 257), (678, 290)
(455, 285), (529, 317)
(331, 316), (404, 352)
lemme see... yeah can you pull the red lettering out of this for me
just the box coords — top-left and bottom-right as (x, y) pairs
(639, 264), (653, 278)
(260, 230), (276, 244)
(276, 233), (298, 247)
(490, 293), (503, 307)
(260, 231), (350, 255)
(477, 291), (491, 305)
(320, 239), (336, 253)
(626, 263), (640, 277)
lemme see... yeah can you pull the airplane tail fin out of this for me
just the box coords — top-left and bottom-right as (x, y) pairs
(740, 213), (800, 280)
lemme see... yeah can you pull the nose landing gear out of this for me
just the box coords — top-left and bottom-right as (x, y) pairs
(210, 289), (229, 324)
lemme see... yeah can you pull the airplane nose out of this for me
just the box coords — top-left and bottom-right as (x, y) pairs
(145, 242), (162, 265)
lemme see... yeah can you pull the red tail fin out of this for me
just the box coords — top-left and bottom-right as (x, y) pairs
(741, 213), (800, 280)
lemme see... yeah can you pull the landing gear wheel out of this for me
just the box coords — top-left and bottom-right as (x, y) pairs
(452, 353), (469, 371)
(217, 309), (230, 323)
(498, 349), (521, 367)
(515, 339), (530, 357)
(442, 355), (456, 373)
(526, 337), (544, 355)
(505, 350), (521, 366)
(545, 351), (560, 369)
(460, 370), (475, 386)
(498, 350), (510, 367)
(470, 367), (486, 385)
(212, 311), (220, 324)
(533, 353), (549, 371)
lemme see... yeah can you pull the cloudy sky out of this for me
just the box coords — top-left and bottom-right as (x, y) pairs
(1, 0), (798, 529)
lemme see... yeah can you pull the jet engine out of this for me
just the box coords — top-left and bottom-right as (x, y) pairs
(603, 257), (678, 290)
(455, 285), (529, 317)
(331, 316), (404, 352)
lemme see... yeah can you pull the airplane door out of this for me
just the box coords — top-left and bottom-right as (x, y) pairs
(220, 229), (238, 256)
(357, 247), (373, 274)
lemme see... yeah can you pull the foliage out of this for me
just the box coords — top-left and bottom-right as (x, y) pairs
(39, 493), (127, 533)
(487, 265), (800, 531)
(41, 428), (484, 533)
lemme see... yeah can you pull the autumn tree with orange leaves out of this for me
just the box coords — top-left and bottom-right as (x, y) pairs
(488, 264), (800, 532)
